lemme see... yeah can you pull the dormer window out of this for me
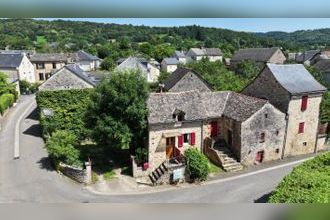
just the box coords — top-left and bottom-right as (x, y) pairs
(172, 108), (185, 122)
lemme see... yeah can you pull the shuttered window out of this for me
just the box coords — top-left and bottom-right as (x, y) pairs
(298, 122), (305, 134)
(190, 132), (196, 145)
(178, 135), (183, 147)
(301, 96), (308, 111)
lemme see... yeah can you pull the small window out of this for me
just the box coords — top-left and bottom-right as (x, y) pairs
(259, 132), (265, 143)
(303, 142), (307, 146)
(265, 114), (268, 118)
(276, 130), (280, 136)
(298, 122), (305, 134)
(301, 96), (308, 111)
(183, 134), (190, 143)
(39, 73), (44, 81)
(177, 114), (184, 122)
(275, 148), (280, 154)
(36, 63), (45, 69)
(52, 63), (57, 69)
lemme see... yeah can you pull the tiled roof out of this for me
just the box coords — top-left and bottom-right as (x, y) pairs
(231, 47), (280, 62)
(174, 50), (186, 58)
(163, 57), (179, 65)
(267, 64), (327, 94)
(72, 50), (100, 61)
(147, 90), (268, 124)
(0, 53), (24, 68)
(296, 50), (320, 63)
(30, 53), (69, 62)
(188, 48), (222, 56)
(313, 59), (330, 72)
(163, 67), (212, 91)
(115, 56), (148, 73)
(64, 64), (97, 86)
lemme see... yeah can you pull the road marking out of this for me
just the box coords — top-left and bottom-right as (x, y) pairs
(14, 99), (35, 159)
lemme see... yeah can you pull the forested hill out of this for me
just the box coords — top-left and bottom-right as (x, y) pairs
(0, 19), (292, 56)
(257, 29), (330, 50)
(0, 19), (328, 58)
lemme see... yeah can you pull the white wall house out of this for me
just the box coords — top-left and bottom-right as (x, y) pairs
(71, 50), (101, 71)
(161, 58), (179, 73)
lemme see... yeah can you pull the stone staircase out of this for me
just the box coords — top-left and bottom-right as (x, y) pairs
(213, 140), (243, 172)
(148, 161), (169, 185)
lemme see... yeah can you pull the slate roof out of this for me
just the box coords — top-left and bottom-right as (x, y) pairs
(296, 50), (320, 63)
(147, 90), (268, 124)
(64, 64), (97, 86)
(188, 48), (222, 56)
(0, 53), (24, 68)
(231, 47), (280, 62)
(115, 56), (148, 73)
(30, 53), (69, 62)
(174, 50), (186, 58)
(162, 57), (179, 65)
(72, 50), (100, 62)
(267, 64), (327, 95)
(313, 59), (330, 72)
(163, 67), (212, 91)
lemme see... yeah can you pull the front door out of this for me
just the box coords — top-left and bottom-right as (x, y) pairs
(166, 137), (176, 159)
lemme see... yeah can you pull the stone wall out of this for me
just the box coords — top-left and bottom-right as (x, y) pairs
(148, 121), (203, 170)
(240, 103), (286, 166)
(147, 63), (160, 82)
(33, 62), (66, 82)
(58, 162), (91, 184)
(18, 55), (36, 83)
(242, 67), (291, 113)
(169, 71), (212, 93)
(268, 49), (287, 64)
(203, 138), (222, 166)
(284, 95), (323, 157)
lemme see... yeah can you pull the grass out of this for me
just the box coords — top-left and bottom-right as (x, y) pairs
(103, 170), (117, 181)
(208, 161), (223, 174)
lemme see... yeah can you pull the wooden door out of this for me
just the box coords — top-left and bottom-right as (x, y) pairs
(211, 121), (218, 137)
(166, 137), (175, 159)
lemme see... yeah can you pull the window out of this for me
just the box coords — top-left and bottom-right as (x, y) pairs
(301, 96), (308, 111)
(298, 122), (305, 134)
(177, 114), (184, 122)
(36, 63), (45, 69)
(265, 114), (268, 118)
(275, 148), (280, 154)
(52, 63), (57, 69)
(183, 134), (190, 143)
(39, 73), (44, 81)
(276, 130), (280, 136)
(303, 142), (307, 146)
(259, 132), (265, 143)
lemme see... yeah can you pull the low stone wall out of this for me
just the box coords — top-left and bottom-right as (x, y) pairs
(317, 134), (329, 152)
(131, 156), (151, 178)
(58, 162), (91, 184)
(203, 138), (223, 167)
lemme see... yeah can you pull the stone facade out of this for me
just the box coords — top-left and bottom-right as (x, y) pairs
(169, 71), (212, 93)
(162, 64), (178, 73)
(147, 63), (160, 82)
(17, 55), (36, 83)
(33, 61), (66, 82)
(38, 67), (94, 91)
(58, 162), (92, 184)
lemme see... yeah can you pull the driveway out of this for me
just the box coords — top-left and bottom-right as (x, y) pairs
(0, 95), (307, 202)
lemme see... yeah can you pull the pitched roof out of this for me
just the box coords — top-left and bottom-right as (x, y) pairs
(64, 64), (97, 86)
(267, 64), (327, 94)
(30, 53), (69, 62)
(115, 56), (148, 73)
(174, 50), (186, 58)
(188, 48), (222, 56)
(162, 57), (179, 65)
(0, 53), (24, 68)
(163, 67), (212, 91)
(231, 47), (280, 62)
(72, 50), (100, 61)
(147, 90), (268, 124)
(313, 59), (330, 72)
(296, 50), (320, 63)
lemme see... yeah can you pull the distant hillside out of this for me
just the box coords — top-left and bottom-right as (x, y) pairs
(257, 29), (330, 50)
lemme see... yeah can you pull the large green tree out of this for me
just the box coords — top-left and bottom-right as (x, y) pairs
(85, 70), (149, 154)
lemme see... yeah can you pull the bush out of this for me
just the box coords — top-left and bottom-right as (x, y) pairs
(184, 148), (209, 181)
(269, 152), (330, 203)
(36, 89), (92, 139)
(46, 130), (82, 167)
(0, 93), (15, 114)
(19, 80), (39, 94)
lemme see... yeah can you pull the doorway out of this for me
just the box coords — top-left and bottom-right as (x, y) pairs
(227, 130), (233, 146)
(166, 137), (176, 159)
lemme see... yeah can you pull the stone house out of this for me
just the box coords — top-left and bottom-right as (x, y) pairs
(38, 64), (97, 91)
(230, 47), (286, 69)
(295, 50), (321, 66)
(139, 90), (286, 180)
(186, 48), (223, 62)
(29, 53), (69, 82)
(161, 58), (179, 73)
(162, 67), (212, 93)
(116, 56), (160, 83)
(242, 64), (327, 157)
(313, 58), (330, 88)
(0, 53), (36, 83)
(70, 50), (101, 71)
(174, 50), (188, 64)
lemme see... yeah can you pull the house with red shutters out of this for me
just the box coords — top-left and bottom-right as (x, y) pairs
(136, 90), (286, 184)
(242, 64), (327, 157)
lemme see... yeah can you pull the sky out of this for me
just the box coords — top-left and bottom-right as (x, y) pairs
(39, 18), (330, 33)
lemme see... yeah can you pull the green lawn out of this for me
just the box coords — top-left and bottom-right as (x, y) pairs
(208, 161), (223, 174)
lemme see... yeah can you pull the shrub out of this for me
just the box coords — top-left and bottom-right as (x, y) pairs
(269, 152), (330, 203)
(19, 80), (39, 94)
(46, 130), (82, 167)
(0, 93), (15, 114)
(184, 148), (209, 181)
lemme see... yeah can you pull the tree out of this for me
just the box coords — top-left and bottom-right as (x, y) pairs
(0, 72), (17, 98)
(139, 42), (154, 57)
(234, 60), (261, 79)
(100, 57), (116, 71)
(85, 69), (149, 154)
(153, 44), (175, 61)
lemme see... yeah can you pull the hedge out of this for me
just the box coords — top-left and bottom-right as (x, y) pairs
(0, 93), (15, 115)
(184, 148), (209, 181)
(36, 89), (92, 139)
(269, 152), (330, 203)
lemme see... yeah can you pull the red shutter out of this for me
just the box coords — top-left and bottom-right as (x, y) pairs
(178, 135), (183, 147)
(190, 132), (196, 145)
(211, 121), (218, 137)
(301, 96), (308, 111)
(298, 122), (305, 134)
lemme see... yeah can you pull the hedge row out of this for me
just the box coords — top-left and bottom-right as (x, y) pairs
(269, 152), (330, 203)
(0, 93), (15, 115)
(36, 89), (92, 139)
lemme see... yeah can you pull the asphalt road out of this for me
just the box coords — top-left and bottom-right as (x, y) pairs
(0, 95), (305, 203)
